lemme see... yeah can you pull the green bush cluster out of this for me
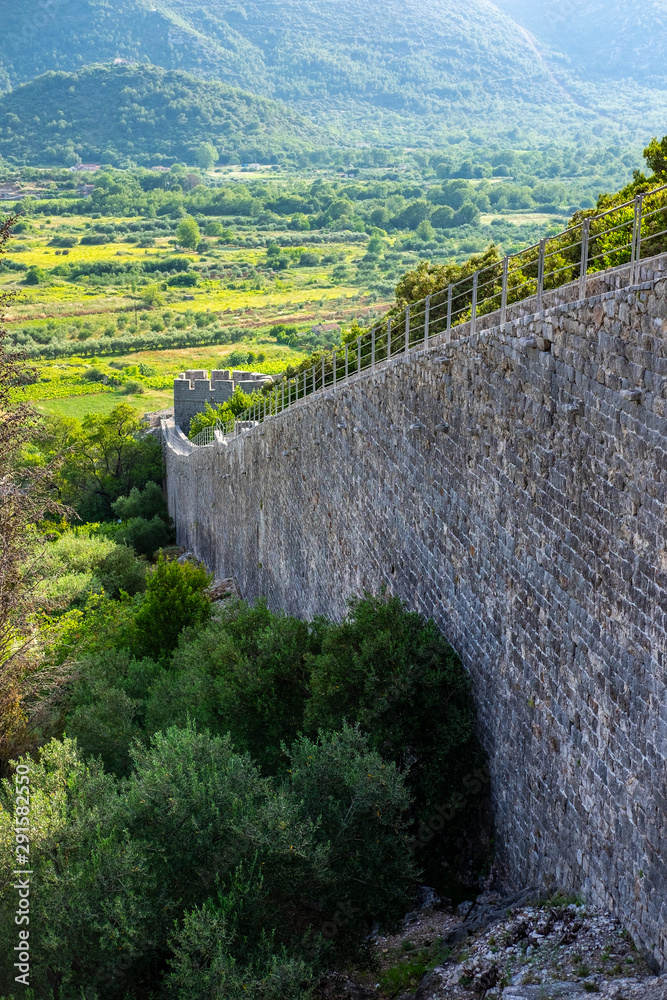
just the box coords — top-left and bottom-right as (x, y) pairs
(0, 583), (483, 999)
(0, 723), (413, 999)
(59, 590), (484, 864)
(113, 481), (174, 558)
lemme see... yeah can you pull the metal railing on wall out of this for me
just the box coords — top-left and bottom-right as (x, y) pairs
(190, 181), (667, 448)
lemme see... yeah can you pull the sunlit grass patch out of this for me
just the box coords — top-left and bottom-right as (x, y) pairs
(36, 387), (174, 420)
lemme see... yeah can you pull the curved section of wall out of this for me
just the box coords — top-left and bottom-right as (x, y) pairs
(164, 265), (667, 970)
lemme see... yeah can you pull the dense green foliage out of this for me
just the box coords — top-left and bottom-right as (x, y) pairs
(29, 404), (163, 523)
(0, 724), (415, 998)
(0, 65), (322, 167)
(0, 569), (487, 998)
(386, 138), (667, 329)
(56, 590), (484, 869)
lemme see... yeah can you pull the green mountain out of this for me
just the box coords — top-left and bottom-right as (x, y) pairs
(0, 65), (323, 166)
(0, 0), (643, 143)
(1, 0), (665, 146)
(493, 0), (667, 86)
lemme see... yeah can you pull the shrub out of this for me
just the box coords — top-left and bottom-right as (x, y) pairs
(53, 592), (140, 664)
(227, 349), (250, 365)
(66, 684), (143, 777)
(96, 544), (147, 597)
(0, 738), (156, 998)
(132, 557), (211, 659)
(33, 530), (117, 609)
(24, 265), (45, 284)
(116, 514), (172, 558)
(305, 593), (483, 874)
(287, 725), (418, 930)
(122, 379), (145, 394)
(298, 251), (319, 267)
(168, 270), (198, 287)
(112, 481), (169, 524)
(167, 894), (315, 1000)
(166, 608), (313, 773)
(123, 726), (316, 947)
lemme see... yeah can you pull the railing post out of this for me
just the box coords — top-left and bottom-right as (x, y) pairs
(501, 256), (509, 325)
(470, 272), (478, 336)
(282, 380), (285, 411)
(371, 326), (376, 369)
(537, 238), (546, 311)
(631, 193), (644, 285)
(446, 285), (452, 343)
(333, 349), (337, 385)
(345, 343), (349, 379)
(424, 294), (430, 345)
(579, 219), (590, 300)
(321, 354), (325, 389)
(357, 335), (361, 373)
(405, 305), (410, 353)
(387, 317), (392, 360)
(312, 365), (315, 394)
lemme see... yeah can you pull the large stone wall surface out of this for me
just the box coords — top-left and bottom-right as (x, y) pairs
(164, 261), (667, 970)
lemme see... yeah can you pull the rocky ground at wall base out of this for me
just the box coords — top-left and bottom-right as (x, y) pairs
(314, 888), (666, 1000)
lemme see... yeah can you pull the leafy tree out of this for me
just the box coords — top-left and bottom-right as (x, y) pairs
(416, 219), (435, 240)
(96, 545), (147, 598)
(196, 141), (220, 169)
(139, 282), (163, 307)
(431, 205), (455, 228)
(391, 199), (432, 231)
(644, 135), (667, 178)
(176, 214), (201, 251)
(287, 725), (417, 928)
(0, 738), (156, 997)
(453, 201), (480, 226)
(188, 385), (263, 439)
(37, 405), (163, 523)
(393, 244), (502, 311)
(133, 557), (211, 659)
(167, 897), (314, 1000)
(305, 593), (484, 878)
(116, 514), (172, 558)
(160, 608), (313, 772)
(112, 481), (169, 523)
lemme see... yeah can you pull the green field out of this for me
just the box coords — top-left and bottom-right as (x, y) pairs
(1, 150), (643, 418)
(35, 387), (174, 420)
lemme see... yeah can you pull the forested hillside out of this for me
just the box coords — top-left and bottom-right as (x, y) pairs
(3, 0), (663, 143)
(0, 66), (323, 166)
(494, 0), (667, 85)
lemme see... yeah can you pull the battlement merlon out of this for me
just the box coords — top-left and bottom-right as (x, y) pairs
(173, 369), (273, 432)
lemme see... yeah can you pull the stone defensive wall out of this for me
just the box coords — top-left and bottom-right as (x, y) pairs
(163, 257), (667, 970)
(174, 368), (272, 433)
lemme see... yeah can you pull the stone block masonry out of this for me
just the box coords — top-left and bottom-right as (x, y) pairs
(173, 369), (272, 433)
(164, 260), (667, 971)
